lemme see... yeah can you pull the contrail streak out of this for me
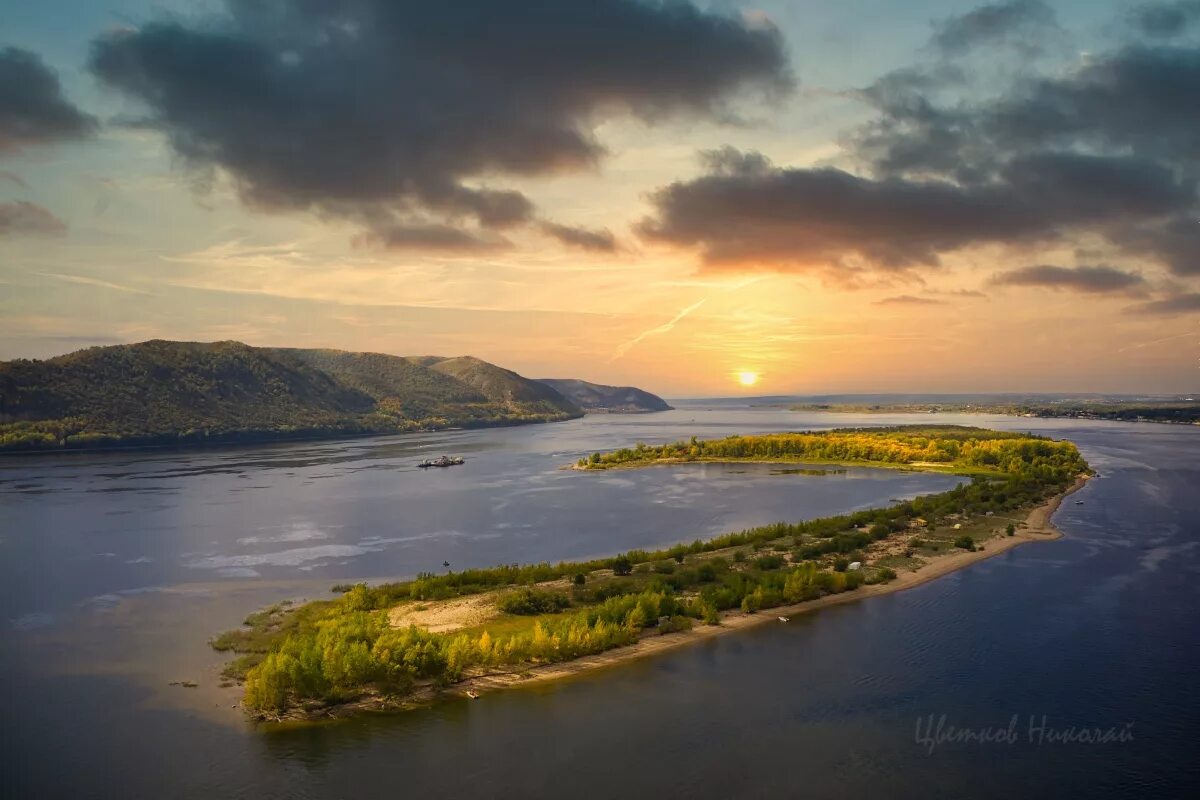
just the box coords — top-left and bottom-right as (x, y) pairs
(1116, 329), (1197, 353)
(610, 298), (707, 361)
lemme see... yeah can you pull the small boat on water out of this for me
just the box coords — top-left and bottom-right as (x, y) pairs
(777, 616), (790, 623)
(418, 455), (465, 468)
(465, 690), (479, 700)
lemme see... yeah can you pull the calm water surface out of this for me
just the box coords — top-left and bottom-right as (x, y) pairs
(1, 405), (1198, 798)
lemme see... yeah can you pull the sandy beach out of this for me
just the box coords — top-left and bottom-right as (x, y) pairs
(451, 475), (1090, 697)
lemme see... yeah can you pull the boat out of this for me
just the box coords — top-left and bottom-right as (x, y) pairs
(418, 455), (465, 468)
(465, 690), (479, 700)
(777, 616), (790, 623)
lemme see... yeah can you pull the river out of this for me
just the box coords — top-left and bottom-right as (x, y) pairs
(1, 405), (1197, 798)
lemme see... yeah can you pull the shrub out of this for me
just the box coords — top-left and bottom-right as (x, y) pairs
(954, 535), (975, 551)
(497, 588), (571, 615)
(658, 615), (694, 634)
(653, 561), (676, 574)
(612, 556), (633, 576)
(1006, 523), (1016, 537)
(866, 567), (897, 585)
(572, 573), (586, 585)
(833, 558), (850, 572)
(753, 554), (786, 571)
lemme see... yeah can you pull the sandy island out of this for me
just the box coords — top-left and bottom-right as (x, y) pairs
(275, 474), (1090, 721)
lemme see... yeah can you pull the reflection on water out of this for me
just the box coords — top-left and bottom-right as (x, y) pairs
(770, 466), (849, 476)
(2, 406), (1199, 797)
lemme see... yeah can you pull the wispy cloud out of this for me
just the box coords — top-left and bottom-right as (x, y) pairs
(874, 294), (947, 306)
(1115, 328), (1198, 353)
(33, 270), (151, 295)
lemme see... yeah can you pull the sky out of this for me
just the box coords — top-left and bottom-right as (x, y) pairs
(1, 0), (1198, 396)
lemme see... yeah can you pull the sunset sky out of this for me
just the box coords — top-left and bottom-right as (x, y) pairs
(1, 0), (1197, 395)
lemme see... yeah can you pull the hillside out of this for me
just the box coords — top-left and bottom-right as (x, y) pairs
(423, 356), (578, 415)
(537, 378), (671, 413)
(0, 341), (583, 452)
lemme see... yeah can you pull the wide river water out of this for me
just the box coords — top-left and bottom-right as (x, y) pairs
(1, 404), (1198, 798)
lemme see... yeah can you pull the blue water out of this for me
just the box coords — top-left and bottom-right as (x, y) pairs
(1, 407), (1197, 798)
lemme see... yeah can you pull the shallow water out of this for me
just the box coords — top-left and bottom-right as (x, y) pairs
(2, 406), (1198, 798)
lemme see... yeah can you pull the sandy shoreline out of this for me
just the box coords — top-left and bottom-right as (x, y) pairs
(455, 474), (1090, 696)
(272, 474), (1089, 721)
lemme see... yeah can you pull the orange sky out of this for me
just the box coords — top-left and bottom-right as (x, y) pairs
(1, 0), (1197, 395)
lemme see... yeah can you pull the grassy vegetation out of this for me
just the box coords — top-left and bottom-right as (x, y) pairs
(0, 340), (582, 452)
(215, 425), (1087, 717)
(576, 425), (1079, 475)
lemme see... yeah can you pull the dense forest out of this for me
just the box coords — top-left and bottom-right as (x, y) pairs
(577, 425), (1083, 476)
(220, 425), (1088, 716)
(0, 341), (585, 451)
(536, 378), (672, 413)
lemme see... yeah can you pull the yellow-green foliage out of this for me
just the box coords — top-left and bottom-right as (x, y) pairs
(579, 425), (1085, 476)
(232, 426), (1088, 714)
(241, 588), (686, 712)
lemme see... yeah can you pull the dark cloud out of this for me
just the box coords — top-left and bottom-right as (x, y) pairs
(638, 148), (1195, 272)
(0, 200), (68, 236)
(0, 47), (96, 154)
(1126, 292), (1200, 314)
(89, 0), (790, 246)
(1112, 215), (1200, 276)
(990, 264), (1146, 293)
(540, 221), (618, 253)
(352, 223), (510, 253)
(660, 4), (1200, 279)
(874, 295), (947, 306)
(858, 45), (1200, 183)
(1128, 1), (1200, 37)
(929, 0), (1060, 56)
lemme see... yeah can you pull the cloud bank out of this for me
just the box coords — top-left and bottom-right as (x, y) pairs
(0, 47), (96, 154)
(90, 0), (791, 248)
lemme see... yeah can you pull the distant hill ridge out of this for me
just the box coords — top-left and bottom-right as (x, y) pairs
(536, 378), (672, 413)
(0, 340), (618, 452)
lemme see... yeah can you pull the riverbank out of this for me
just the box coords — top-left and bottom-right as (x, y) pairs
(219, 427), (1087, 721)
(254, 473), (1089, 722)
(0, 412), (582, 457)
(450, 475), (1089, 699)
(570, 455), (992, 477)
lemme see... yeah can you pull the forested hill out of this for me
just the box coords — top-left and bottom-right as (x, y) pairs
(536, 378), (672, 413)
(0, 340), (583, 452)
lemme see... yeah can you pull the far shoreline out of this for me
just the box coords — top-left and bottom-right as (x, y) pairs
(0, 413), (586, 458)
(259, 474), (1090, 724)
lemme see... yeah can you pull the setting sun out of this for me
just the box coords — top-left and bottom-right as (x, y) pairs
(736, 371), (760, 387)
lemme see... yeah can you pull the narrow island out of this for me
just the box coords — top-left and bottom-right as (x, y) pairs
(213, 425), (1090, 721)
